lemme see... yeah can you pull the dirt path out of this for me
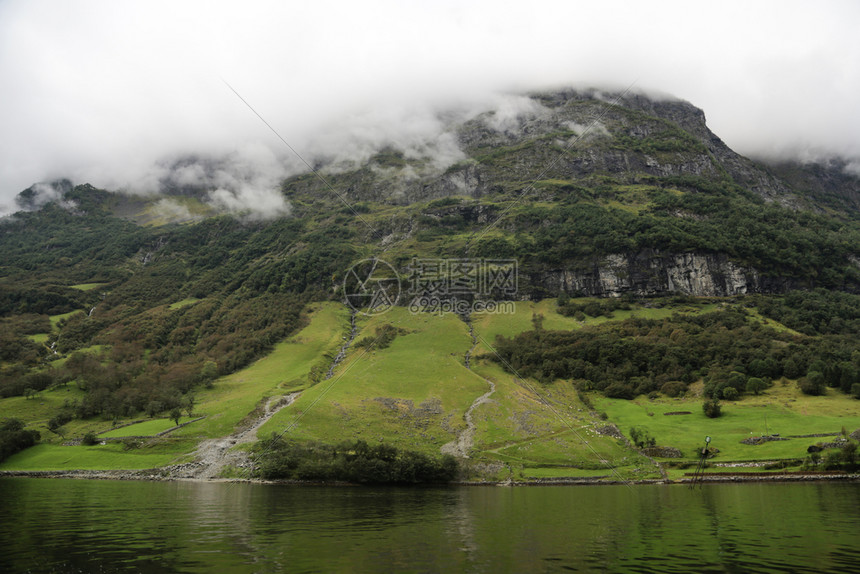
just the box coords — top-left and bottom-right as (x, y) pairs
(183, 392), (301, 479)
(441, 379), (496, 458)
(442, 319), (496, 458)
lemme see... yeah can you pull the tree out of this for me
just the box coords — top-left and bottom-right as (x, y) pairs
(721, 387), (739, 401)
(726, 371), (747, 392)
(183, 394), (196, 417)
(703, 399), (722, 418)
(629, 426), (656, 449)
(170, 407), (183, 427)
(0, 418), (40, 462)
(146, 400), (163, 418)
(660, 381), (686, 397)
(746, 377), (767, 396)
(783, 356), (803, 379)
(800, 371), (826, 396)
(47, 412), (72, 439)
(200, 360), (218, 389)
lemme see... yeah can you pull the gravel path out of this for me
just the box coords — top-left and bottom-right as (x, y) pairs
(442, 320), (496, 458)
(184, 392), (301, 479)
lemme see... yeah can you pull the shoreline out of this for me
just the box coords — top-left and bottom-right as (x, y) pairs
(2, 469), (858, 486)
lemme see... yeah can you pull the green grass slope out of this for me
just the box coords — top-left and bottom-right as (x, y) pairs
(3, 298), (857, 478)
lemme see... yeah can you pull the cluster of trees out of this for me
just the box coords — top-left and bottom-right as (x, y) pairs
(556, 294), (632, 320)
(796, 360), (860, 398)
(254, 437), (459, 484)
(804, 441), (858, 471)
(0, 418), (40, 463)
(492, 306), (860, 401)
(753, 290), (860, 336)
(629, 426), (656, 448)
(0, 292), (306, 420)
(354, 324), (408, 350)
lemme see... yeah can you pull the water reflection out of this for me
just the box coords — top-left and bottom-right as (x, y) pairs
(0, 479), (857, 573)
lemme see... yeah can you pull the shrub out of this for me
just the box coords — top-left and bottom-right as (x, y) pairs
(703, 399), (722, 418)
(660, 381), (686, 398)
(629, 426), (656, 449)
(604, 382), (635, 399)
(0, 418), (40, 462)
(746, 377), (767, 395)
(799, 372), (826, 396)
(721, 387), (739, 401)
(81, 431), (99, 446)
(254, 438), (458, 484)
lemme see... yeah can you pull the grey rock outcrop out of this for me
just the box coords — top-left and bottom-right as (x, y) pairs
(538, 249), (782, 297)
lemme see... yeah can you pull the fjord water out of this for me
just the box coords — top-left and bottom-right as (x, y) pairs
(1, 479), (857, 573)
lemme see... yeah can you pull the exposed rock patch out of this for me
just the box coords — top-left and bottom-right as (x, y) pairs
(642, 446), (682, 458)
(742, 436), (789, 445)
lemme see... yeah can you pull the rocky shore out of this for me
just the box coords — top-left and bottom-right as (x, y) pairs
(2, 468), (857, 486)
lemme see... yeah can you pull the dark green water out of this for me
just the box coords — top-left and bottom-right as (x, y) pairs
(0, 479), (857, 573)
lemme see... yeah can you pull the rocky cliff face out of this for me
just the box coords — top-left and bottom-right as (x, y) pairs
(536, 250), (800, 298)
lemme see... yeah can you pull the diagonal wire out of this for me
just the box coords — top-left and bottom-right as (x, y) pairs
(222, 79), (379, 237)
(471, 329), (635, 489)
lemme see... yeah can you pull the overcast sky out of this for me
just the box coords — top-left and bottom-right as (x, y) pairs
(1, 0), (858, 214)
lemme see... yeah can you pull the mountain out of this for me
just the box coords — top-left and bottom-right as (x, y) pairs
(1, 89), (859, 480)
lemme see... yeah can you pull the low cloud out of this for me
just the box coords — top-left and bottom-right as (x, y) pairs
(15, 181), (78, 213)
(2, 1), (859, 211)
(482, 95), (549, 133)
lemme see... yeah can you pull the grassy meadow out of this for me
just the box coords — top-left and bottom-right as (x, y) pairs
(597, 382), (860, 463)
(2, 297), (857, 479)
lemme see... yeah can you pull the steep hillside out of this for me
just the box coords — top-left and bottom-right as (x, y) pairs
(1, 88), (859, 480)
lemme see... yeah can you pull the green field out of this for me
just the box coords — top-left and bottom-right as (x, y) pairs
(0, 441), (195, 471)
(596, 382), (860, 462)
(3, 298), (857, 478)
(173, 301), (349, 440)
(100, 417), (197, 438)
(259, 308), (487, 454)
(258, 306), (657, 479)
(0, 385), (85, 431)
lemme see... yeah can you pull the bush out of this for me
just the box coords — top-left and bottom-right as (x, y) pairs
(660, 381), (686, 398)
(799, 372), (826, 396)
(0, 418), (40, 462)
(703, 399), (722, 418)
(721, 387), (739, 401)
(604, 382), (635, 399)
(254, 438), (458, 484)
(629, 426), (656, 449)
(746, 377), (767, 395)
(81, 431), (99, 446)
